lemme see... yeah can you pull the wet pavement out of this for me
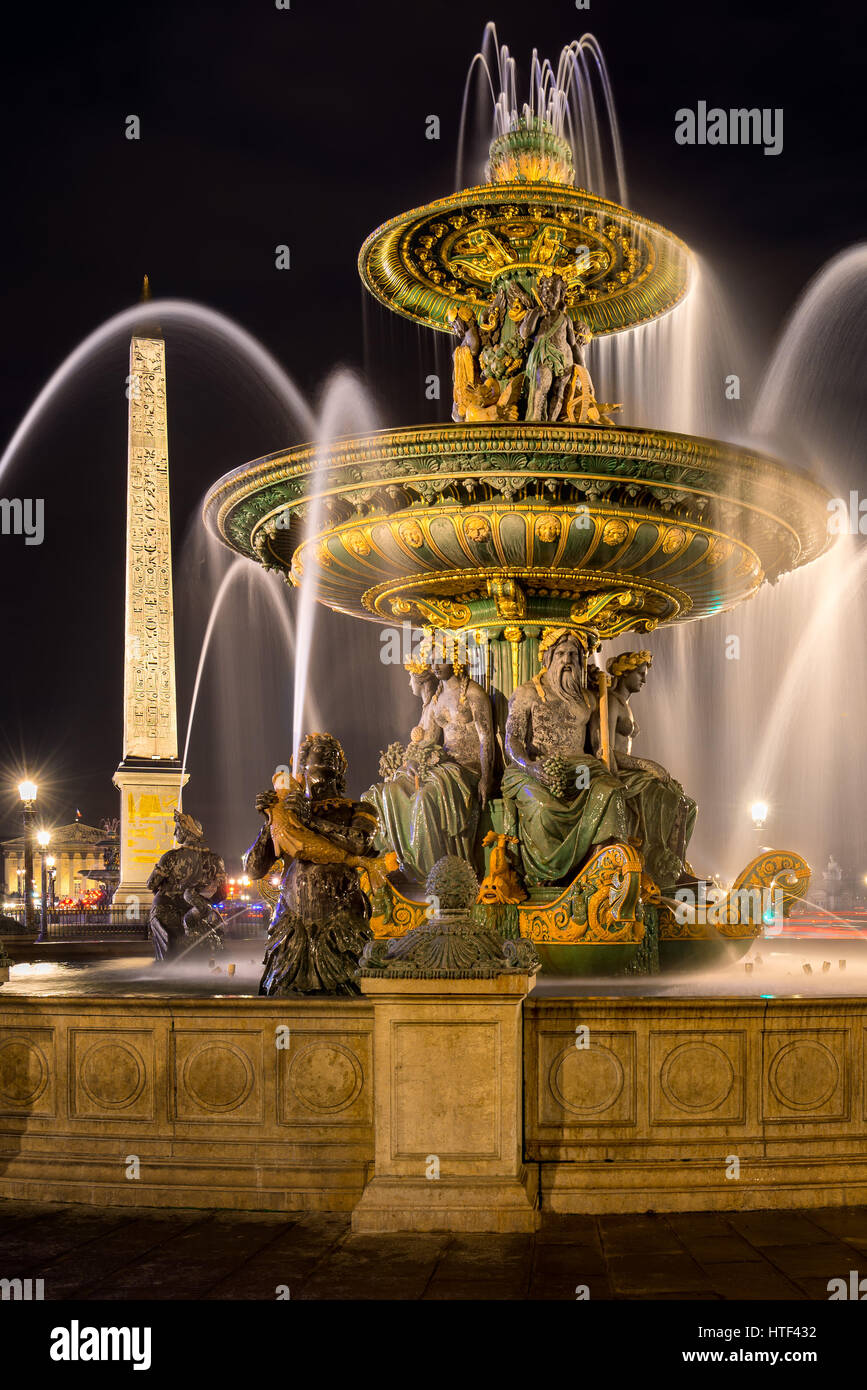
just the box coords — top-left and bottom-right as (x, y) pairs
(0, 1200), (865, 1299)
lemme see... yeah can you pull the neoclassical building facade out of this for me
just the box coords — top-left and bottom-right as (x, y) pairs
(2, 819), (110, 903)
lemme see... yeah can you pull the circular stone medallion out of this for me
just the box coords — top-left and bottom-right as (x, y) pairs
(182, 1043), (254, 1113)
(79, 1040), (145, 1109)
(287, 1044), (363, 1114)
(660, 1041), (734, 1112)
(0, 1038), (48, 1106)
(549, 1044), (624, 1115)
(769, 1040), (839, 1111)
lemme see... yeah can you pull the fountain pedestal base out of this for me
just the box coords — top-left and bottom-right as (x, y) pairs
(352, 974), (539, 1233)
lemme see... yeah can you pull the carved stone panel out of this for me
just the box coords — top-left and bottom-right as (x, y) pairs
(70, 1028), (154, 1120)
(762, 1030), (848, 1123)
(278, 1031), (371, 1127)
(0, 1028), (55, 1116)
(390, 1019), (501, 1161)
(539, 1029), (636, 1127)
(172, 1029), (264, 1123)
(649, 1031), (746, 1126)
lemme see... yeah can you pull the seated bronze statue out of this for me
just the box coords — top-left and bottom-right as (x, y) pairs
(591, 650), (696, 891)
(147, 809), (227, 961)
(363, 652), (494, 882)
(501, 630), (697, 893)
(502, 627), (637, 886)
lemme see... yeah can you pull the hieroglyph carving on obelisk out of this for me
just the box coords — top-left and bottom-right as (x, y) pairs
(113, 333), (187, 907)
(123, 336), (179, 759)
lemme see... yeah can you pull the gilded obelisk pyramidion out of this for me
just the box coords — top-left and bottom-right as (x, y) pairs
(113, 289), (187, 905)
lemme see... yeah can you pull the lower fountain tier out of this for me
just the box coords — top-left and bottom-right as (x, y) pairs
(204, 423), (833, 633)
(5, 986), (867, 1217)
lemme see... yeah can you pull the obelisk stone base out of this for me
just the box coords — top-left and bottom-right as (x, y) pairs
(352, 974), (539, 1233)
(112, 763), (188, 908)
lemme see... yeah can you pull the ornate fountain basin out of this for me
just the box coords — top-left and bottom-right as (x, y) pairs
(358, 182), (693, 337)
(204, 423), (833, 637)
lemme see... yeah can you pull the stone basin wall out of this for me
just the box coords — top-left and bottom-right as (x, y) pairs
(525, 997), (867, 1212)
(1, 993), (866, 1215)
(0, 997), (374, 1211)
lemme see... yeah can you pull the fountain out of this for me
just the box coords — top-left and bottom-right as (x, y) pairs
(204, 46), (828, 980)
(3, 28), (865, 1229)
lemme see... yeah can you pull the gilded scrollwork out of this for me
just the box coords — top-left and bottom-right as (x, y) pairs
(517, 842), (644, 944)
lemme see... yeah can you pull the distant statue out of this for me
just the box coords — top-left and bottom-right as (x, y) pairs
(561, 322), (620, 426)
(502, 627), (636, 885)
(363, 655), (494, 882)
(246, 733), (384, 995)
(592, 651), (696, 890)
(146, 810), (227, 961)
(100, 816), (120, 871)
(479, 280), (531, 384)
(446, 269), (616, 427)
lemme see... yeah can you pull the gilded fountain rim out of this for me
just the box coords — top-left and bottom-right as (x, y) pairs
(358, 181), (696, 336)
(202, 422), (834, 634)
(204, 421), (833, 536)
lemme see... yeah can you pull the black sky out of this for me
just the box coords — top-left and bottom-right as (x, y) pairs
(0, 0), (863, 846)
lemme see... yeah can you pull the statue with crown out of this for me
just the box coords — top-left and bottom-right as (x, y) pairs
(363, 638), (495, 881)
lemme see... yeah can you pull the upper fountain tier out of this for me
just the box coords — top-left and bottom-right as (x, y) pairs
(203, 69), (833, 641)
(204, 424), (833, 638)
(359, 116), (693, 338)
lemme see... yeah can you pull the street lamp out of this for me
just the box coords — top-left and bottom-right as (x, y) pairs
(750, 800), (768, 831)
(36, 829), (51, 941)
(46, 856), (56, 914)
(17, 780), (37, 933)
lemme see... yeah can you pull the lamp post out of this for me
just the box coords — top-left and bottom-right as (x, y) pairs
(36, 829), (51, 941)
(17, 781), (37, 934)
(46, 855), (56, 916)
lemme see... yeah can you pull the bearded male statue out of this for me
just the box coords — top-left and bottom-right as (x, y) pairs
(502, 627), (638, 886)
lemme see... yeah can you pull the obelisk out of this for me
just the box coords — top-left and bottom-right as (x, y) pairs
(113, 280), (187, 906)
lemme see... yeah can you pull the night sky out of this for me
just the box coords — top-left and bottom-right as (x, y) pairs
(0, 0), (863, 859)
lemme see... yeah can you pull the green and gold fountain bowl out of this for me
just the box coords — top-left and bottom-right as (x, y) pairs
(204, 423), (833, 638)
(358, 181), (694, 338)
